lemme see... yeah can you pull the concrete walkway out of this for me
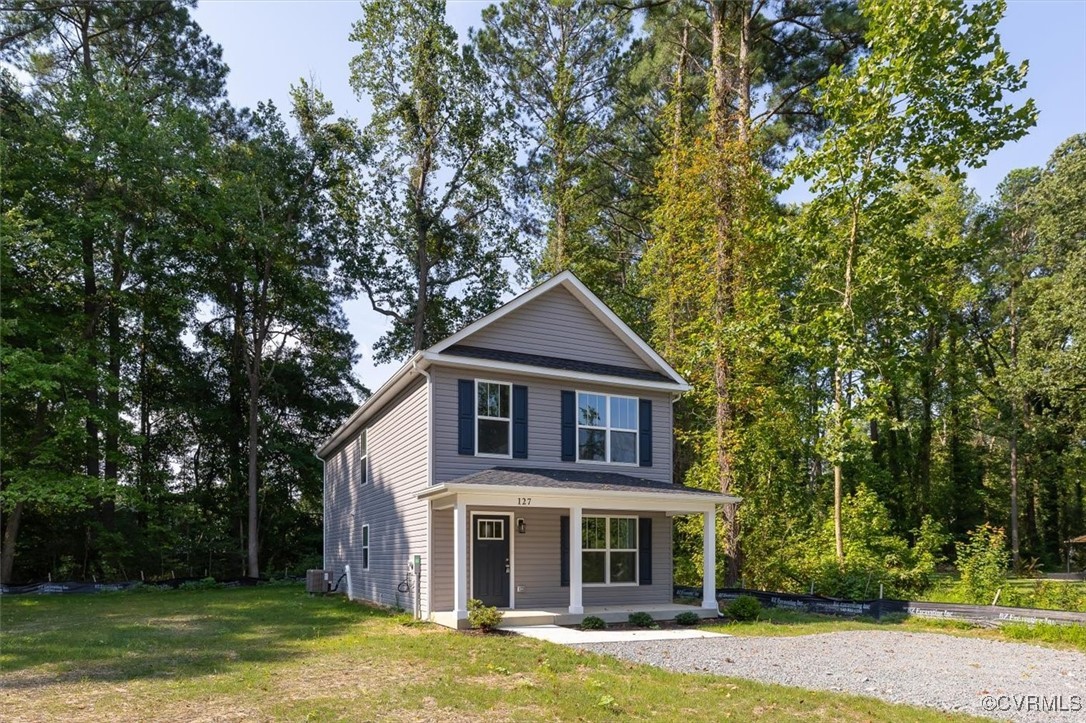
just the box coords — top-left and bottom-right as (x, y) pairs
(505, 624), (728, 645)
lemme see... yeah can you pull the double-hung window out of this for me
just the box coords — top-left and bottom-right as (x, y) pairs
(361, 524), (370, 570)
(476, 381), (511, 456)
(359, 430), (369, 484)
(582, 516), (638, 584)
(577, 392), (638, 464)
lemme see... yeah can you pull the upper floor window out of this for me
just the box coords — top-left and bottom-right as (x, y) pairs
(359, 430), (369, 484)
(476, 380), (511, 456)
(577, 392), (638, 464)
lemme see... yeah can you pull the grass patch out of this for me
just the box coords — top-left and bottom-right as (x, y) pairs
(705, 607), (1086, 652)
(0, 585), (981, 721)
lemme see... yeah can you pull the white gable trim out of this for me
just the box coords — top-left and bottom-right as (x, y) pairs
(427, 271), (688, 387)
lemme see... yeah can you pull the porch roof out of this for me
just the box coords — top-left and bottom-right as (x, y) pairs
(418, 467), (739, 510)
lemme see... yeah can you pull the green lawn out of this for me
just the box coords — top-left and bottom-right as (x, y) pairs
(0, 586), (981, 722)
(705, 607), (1086, 652)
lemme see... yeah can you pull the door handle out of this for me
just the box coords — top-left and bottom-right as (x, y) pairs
(505, 558), (510, 574)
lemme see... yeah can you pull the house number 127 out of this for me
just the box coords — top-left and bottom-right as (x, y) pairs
(517, 497), (532, 506)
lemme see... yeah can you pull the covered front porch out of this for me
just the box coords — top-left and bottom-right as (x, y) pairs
(419, 467), (738, 628)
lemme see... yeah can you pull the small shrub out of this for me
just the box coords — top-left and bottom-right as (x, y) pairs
(628, 611), (655, 628)
(725, 595), (761, 621)
(581, 615), (606, 630)
(956, 523), (1009, 604)
(675, 611), (700, 626)
(467, 598), (503, 631)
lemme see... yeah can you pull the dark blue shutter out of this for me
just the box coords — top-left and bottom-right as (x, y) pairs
(457, 379), (474, 455)
(638, 398), (653, 467)
(512, 385), (528, 459)
(638, 517), (652, 585)
(560, 515), (570, 586)
(560, 390), (575, 461)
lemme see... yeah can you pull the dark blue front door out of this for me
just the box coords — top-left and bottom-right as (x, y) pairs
(472, 516), (510, 607)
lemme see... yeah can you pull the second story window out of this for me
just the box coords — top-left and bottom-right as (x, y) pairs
(476, 381), (511, 456)
(577, 392), (638, 464)
(359, 430), (369, 484)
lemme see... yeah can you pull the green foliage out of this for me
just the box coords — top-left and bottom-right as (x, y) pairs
(467, 598), (504, 632)
(725, 595), (762, 622)
(1001, 621), (1086, 649)
(179, 577), (221, 591)
(955, 524), (1009, 604)
(789, 486), (947, 598)
(674, 611), (701, 626)
(627, 611), (656, 628)
(580, 615), (606, 630)
(340, 0), (523, 361)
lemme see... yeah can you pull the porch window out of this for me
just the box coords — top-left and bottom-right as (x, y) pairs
(476, 381), (511, 456)
(577, 392), (638, 464)
(582, 516), (637, 584)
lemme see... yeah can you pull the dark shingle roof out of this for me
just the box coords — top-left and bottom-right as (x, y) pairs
(443, 344), (674, 383)
(443, 467), (725, 497)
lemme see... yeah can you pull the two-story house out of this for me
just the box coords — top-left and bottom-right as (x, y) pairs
(317, 271), (736, 628)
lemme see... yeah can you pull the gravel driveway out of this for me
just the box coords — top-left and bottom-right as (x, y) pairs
(579, 630), (1085, 721)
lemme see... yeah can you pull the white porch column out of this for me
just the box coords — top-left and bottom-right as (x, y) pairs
(702, 507), (718, 611)
(453, 502), (468, 620)
(569, 505), (583, 614)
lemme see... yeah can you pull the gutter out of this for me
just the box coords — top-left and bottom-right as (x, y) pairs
(418, 482), (741, 505)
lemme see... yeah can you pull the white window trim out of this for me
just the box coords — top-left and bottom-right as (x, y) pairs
(575, 390), (639, 466)
(582, 515), (639, 587)
(359, 429), (369, 485)
(361, 524), (370, 570)
(475, 379), (513, 459)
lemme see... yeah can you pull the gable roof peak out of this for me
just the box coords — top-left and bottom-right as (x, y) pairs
(427, 270), (687, 388)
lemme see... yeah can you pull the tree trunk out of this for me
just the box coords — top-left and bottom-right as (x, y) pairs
(833, 366), (845, 562)
(101, 241), (124, 533)
(1, 501), (24, 584)
(1008, 283), (1020, 570)
(833, 200), (860, 563)
(246, 367), (261, 579)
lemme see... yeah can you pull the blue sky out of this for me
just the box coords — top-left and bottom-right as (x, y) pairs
(191, 0), (1086, 391)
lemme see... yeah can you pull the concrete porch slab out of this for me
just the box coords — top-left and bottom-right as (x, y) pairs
(430, 603), (720, 630)
(505, 624), (729, 645)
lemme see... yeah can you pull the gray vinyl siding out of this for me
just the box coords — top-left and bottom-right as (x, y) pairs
(430, 506), (672, 611)
(459, 286), (651, 371)
(430, 366), (674, 484)
(324, 377), (429, 614)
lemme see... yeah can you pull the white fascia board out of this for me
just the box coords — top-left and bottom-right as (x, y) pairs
(315, 352), (427, 458)
(420, 351), (690, 393)
(418, 482), (738, 512)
